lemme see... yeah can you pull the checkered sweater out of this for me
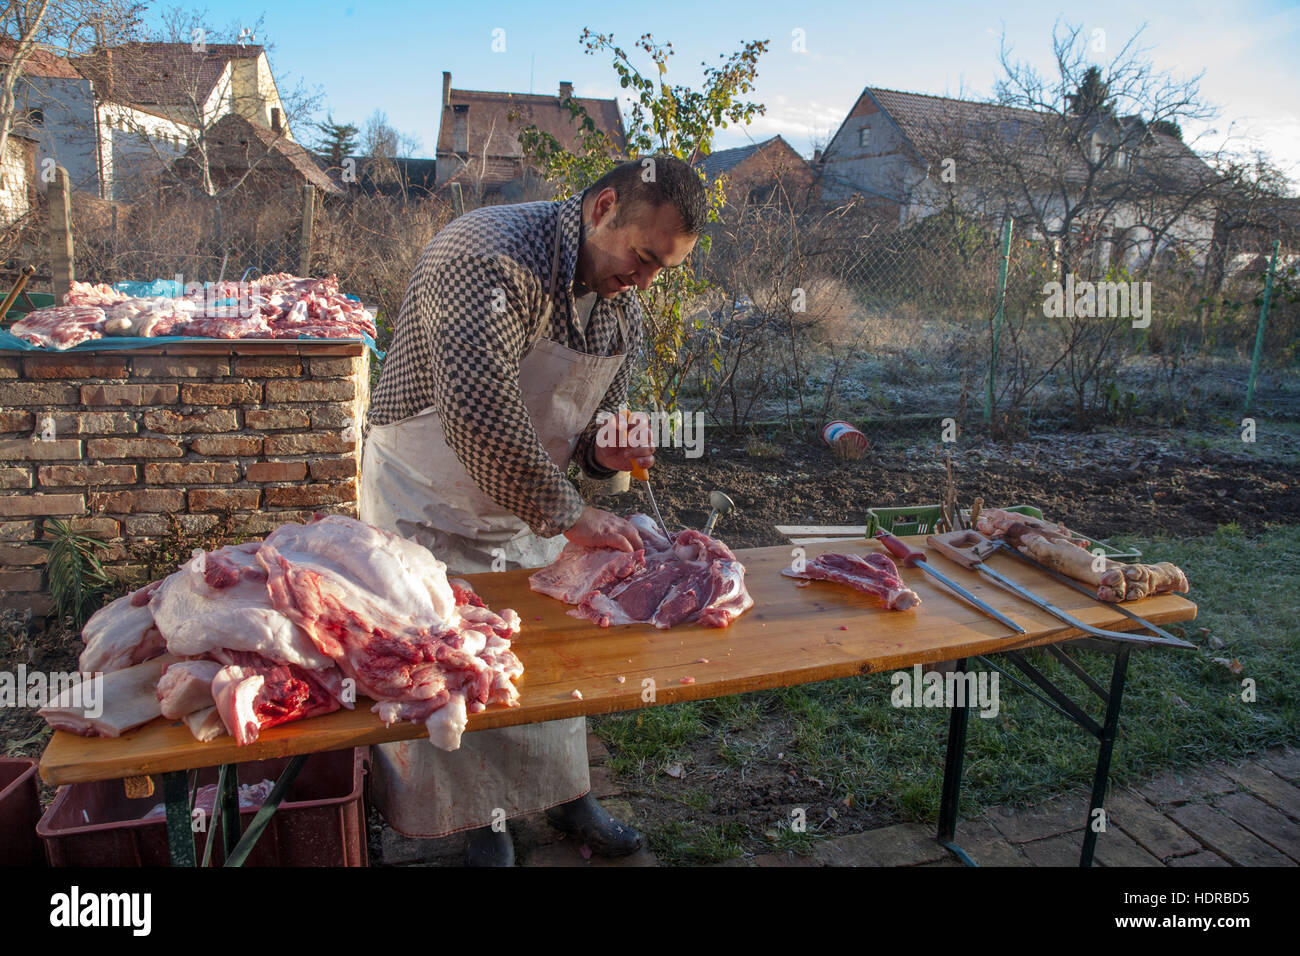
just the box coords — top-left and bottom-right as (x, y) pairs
(367, 193), (643, 538)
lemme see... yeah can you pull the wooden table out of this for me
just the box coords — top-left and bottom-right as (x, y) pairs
(39, 536), (1197, 865)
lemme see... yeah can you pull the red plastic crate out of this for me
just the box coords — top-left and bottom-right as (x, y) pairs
(0, 758), (43, 867)
(37, 748), (367, 867)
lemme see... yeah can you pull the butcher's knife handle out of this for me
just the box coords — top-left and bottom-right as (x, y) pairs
(873, 530), (925, 567)
(926, 530), (999, 569)
(618, 409), (651, 481)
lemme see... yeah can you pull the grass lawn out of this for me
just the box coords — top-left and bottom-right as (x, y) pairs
(593, 523), (1300, 863)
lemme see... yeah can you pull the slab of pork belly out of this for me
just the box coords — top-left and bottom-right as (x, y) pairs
(39, 655), (174, 737)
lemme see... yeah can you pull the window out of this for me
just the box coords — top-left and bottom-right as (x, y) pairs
(26, 108), (44, 127)
(859, 126), (871, 148)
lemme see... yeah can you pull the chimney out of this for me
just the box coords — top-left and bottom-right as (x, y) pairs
(813, 148), (823, 164)
(453, 104), (468, 154)
(559, 81), (573, 101)
(270, 107), (281, 133)
(104, 48), (114, 99)
(442, 71), (451, 109)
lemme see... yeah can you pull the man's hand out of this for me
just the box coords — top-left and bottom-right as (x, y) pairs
(564, 506), (644, 552)
(593, 409), (655, 474)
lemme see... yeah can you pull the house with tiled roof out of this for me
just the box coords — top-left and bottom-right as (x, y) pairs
(695, 136), (816, 209)
(2, 40), (292, 200)
(435, 72), (626, 201)
(170, 113), (341, 197)
(820, 85), (1220, 266)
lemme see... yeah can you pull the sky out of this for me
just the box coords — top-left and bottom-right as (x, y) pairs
(148, 0), (1300, 187)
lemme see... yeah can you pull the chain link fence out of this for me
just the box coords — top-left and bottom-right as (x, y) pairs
(682, 189), (1298, 437)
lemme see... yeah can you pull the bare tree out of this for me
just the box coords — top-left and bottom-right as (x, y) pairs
(359, 108), (419, 189)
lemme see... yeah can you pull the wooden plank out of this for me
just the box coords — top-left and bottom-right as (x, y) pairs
(775, 525), (867, 536)
(789, 537), (862, 545)
(39, 536), (1197, 784)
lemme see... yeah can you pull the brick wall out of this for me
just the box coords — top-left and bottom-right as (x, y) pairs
(0, 342), (369, 616)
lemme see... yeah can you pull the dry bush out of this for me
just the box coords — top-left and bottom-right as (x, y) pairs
(310, 194), (455, 343)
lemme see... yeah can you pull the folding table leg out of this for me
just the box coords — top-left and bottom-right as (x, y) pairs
(222, 754), (307, 868)
(220, 763), (241, 858)
(1079, 644), (1131, 867)
(162, 770), (196, 867)
(937, 657), (971, 848)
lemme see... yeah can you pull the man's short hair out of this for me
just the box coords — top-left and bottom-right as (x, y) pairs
(589, 155), (707, 235)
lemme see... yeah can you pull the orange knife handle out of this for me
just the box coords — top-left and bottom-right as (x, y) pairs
(619, 409), (650, 481)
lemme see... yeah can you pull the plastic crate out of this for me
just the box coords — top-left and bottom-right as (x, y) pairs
(0, 758), (43, 867)
(964, 504), (1141, 561)
(37, 748), (367, 867)
(865, 505), (944, 537)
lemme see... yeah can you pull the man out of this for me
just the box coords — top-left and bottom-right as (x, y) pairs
(360, 156), (706, 866)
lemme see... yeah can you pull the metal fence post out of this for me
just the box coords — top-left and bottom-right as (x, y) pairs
(985, 218), (1014, 425)
(48, 166), (75, 298)
(299, 184), (316, 277)
(1245, 239), (1281, 413)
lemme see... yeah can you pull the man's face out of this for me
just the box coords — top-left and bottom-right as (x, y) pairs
(579, 187), (698, 298)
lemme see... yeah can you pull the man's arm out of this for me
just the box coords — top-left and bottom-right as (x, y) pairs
(430, 253), (585, 538)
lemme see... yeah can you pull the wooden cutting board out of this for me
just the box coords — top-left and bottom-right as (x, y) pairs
(39, 536), (1197, 784)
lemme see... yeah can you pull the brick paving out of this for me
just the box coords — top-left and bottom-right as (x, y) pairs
(374, 740), (1300, 867)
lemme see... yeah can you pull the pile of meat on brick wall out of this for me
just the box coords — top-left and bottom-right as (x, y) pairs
(38, 515), (523, 751)
(9, 275), (376, 349)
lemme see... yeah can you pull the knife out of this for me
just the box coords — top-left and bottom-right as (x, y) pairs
(874, 531), (1026, 634)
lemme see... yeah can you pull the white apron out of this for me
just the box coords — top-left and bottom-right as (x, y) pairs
(359, 215), (629, 838)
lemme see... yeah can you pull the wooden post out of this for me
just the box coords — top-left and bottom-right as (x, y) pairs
(48, 166), (75, 299)
(299, 184), (316, 277)
(450, 181), (464, 217)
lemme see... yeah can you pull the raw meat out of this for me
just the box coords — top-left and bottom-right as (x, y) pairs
(143, 779), (274, 821)
(781, 552), (922, 611)
(1001, 521), (1189, 602)
(149, 542), (335, 670)
(529, 514), (754, 629)
(63, 281), (129, 306)
(10, 273), (374, 349)
(156, 660), (223, 719)
(211, 658), (340, 746)
(182, 706), (227, 742)
(39, 656), (173, 738)
(43, 515), (523, 749)
(102, 297), (197, 336)
(258, 533), (523, 749)
(8, 305), (107, 349)
(79, 588), (167, 673)
(529, 546), (644, 604)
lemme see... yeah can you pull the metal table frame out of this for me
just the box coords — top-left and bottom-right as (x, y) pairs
(938, 619), (1190, 867)
(161, 755), (308, 867)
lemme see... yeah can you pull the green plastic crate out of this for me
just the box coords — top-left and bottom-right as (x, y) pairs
(865, 504), (944, 537)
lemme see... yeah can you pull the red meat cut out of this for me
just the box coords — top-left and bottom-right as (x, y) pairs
(781, 552), (922, 610)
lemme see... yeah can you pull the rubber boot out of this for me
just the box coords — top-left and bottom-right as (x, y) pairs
(545, 793), (644, 857)
(464, 823), (515, 867)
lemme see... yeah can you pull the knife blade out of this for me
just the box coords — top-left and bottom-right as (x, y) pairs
(874, 531), (1026, 634)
